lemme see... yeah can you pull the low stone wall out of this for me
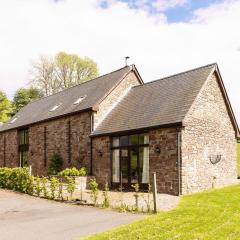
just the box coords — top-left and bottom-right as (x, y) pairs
(52, 176), (95, 190)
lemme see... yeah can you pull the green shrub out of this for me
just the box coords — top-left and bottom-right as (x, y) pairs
(50, 177), (59, 199)
(0, 167), (32, 193)
(89, 178), (99, 206)
(58, 167), (87, 177)
(131, 183), (139, 211)
(34, 176), (42, 197)
(41, 177), (49, 198)
(48, 153), (63, 175)
(102, 182), (110, 208)
(58, 181), (64, 200)
(66, 177), (76, 201)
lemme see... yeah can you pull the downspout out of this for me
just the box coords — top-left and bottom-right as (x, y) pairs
(177, 130), (182, 196)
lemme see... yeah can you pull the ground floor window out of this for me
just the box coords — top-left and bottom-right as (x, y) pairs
(18, 128), (29, 168)
(19, 150), (29, 167)
(111, 133), (149, 188)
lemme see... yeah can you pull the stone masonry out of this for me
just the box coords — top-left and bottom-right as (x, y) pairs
(0, 130), (18, 167)
(149, 128), (180, 195)
(28, 111), (92, 176)
(181, 72), (237, 193)
(93, 71), (141, 130)
(0, 66), (238, 196)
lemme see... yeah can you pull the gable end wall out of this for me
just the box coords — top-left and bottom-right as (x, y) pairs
(181, 72), (237, 193)
(93, 71), (141, 129)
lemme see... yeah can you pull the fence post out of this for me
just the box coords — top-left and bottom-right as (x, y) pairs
(152, 172), (158, 213)
(29, 165), (32, 176)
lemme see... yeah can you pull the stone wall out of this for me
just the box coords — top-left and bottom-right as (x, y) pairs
(93, 72), (141, 129)
(0, 111), (92, 176)
(91, 136), (111, 188)
(181, 72), (237, 193)
(91, 127), (180, 195)
(149, 128), (180, 195)
(0, 130), (18, 167)
(29, 111), (92, 176)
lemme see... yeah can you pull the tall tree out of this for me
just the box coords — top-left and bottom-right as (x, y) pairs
(0, 90), (12, 123)
(12, 87), (43, 114)
(30, 52), (99, 96)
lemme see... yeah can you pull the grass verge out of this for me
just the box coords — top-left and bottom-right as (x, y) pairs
(84, 184), (240, 240)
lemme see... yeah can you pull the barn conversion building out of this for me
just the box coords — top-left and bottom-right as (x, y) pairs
(0, 63), (239, 195)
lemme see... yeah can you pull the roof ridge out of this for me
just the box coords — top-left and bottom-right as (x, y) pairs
(133, 63), (217, 88)
(27, 65), (132, 106)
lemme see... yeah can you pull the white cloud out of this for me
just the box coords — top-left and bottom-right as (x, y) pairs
(153, 0), (187, 11)
(0, 0), (239, 126)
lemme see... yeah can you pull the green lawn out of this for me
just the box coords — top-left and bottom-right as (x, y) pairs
(237, 142), (240, 176)
(85, 184), (240, 240)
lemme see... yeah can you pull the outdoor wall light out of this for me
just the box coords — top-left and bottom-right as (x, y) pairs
(209, 154), (221, 164)
(98, 150), (103, 157)
(155, 146), (161, 154)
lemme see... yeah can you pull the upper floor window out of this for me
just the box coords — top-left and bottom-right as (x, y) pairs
(18, 129), (29, 146)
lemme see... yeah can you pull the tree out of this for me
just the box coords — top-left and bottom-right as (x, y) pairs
(30, 52), (99, 96)
(0, 90), (12, 123)
(12, 87), (43, 114)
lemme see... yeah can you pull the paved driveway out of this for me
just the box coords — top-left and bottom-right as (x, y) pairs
(0, 190), (143, 240)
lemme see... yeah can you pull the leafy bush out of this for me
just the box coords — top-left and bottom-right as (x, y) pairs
(50, 177), (59, 199)
(66, 177), (76, 201)
(34, 176), (42, 197)
(0, 167), (33, 193)
(102, 182), (110, 208)
(41, 177), (49, 198)
(58, 181), (64, 200)
(58, 167), (87, 177)
(48, 153), (63, 175)
(89, 178), (99, 206)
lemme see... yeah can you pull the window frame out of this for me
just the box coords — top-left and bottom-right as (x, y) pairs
(111, 133), (150, 188)
(18, 128), (29, 167)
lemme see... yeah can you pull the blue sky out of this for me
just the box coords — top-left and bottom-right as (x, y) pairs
(101, 0), (224, 22)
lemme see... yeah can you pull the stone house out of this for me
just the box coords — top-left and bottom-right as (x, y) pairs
(0, 63), (239, 195)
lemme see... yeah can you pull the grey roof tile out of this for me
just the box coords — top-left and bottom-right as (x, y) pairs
(92, 63), (216, 136)
(0, 66), (132, 132)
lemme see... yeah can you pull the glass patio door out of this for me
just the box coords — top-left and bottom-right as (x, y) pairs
(120, 148), (129, 184)
(112, 134), (149, 189)
(120, 147), (139, 186)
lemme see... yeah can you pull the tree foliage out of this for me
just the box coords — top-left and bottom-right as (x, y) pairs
(30, 52), (99, 96)
(0, 90), (12, 123)
(12, 87), (43, 114)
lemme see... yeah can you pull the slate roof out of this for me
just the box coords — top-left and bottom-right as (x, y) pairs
(0, 65), (137, 132)
(92, 63), (217, 136)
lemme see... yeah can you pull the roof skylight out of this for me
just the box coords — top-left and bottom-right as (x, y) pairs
(74, 96), (86, 105)
(10, 117), (18, 124)
(50, 104), (60, 112)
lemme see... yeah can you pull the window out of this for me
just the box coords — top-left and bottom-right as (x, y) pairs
(18, 129), (29, 145)
(50, 104), (61, 112)
(74, 96), (86, 105)
(18, 129), (29, 167)
(10, 117), (18, 124)
(112, 149), (120, 182)
(20, 151), (29, 167)
(111, 133), (149, 186)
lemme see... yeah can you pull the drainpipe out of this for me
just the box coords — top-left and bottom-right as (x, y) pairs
(177, 130), (182, 196)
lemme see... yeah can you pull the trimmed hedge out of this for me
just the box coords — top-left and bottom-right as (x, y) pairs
(0, 167), (34, 194)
